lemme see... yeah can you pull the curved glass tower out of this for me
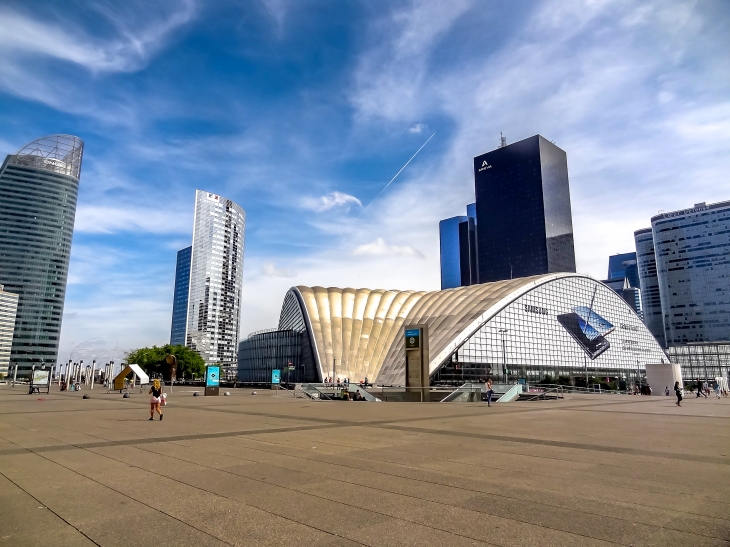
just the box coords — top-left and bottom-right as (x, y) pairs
(186, 190), (245, 376)
(0, 135), (83, 376)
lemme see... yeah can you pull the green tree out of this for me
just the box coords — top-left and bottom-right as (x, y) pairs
(125, 345), (205, 379)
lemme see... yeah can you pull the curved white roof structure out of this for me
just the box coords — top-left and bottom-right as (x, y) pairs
(280, 273), (667, 384)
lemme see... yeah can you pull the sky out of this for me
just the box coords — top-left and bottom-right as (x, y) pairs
(0, 0), (728, 363)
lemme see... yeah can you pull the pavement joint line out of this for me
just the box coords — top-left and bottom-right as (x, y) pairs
(0, 469), (103, 547)
(50, 438), (370, 547)
(220, 431), (730, 528)
(0, 422), (349, 456)
(0, 436), (238, 547)
(208, 432), (730, 535)
(365, 423), (730, 466)
(124, 438), (578, 546)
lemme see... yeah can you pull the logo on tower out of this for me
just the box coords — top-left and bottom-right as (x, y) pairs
(478, 160), (492, 172)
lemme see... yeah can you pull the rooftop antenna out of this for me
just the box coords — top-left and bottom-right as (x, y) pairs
(499, 132), (507, 148)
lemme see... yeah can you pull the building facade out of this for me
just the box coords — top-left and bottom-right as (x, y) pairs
(256, 273), (667, 386)
(169, 246), (192, 346)
(0, 135), (83, 376)
(650, 201), (730, 345)
(439, 203), (477, 289)
(474, 135), (576, 283)
(0, 285), (19, 377)
(238, 328), (302, 384)
(634, 228), (666, 346)
(603, 252), (641, 317)
(666, 342), (730, 383)
(186, 190), (245, 374)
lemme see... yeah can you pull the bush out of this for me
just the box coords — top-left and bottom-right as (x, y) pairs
(125, 344), (205, 380)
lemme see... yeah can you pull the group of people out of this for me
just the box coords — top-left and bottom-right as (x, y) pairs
(342, 390), (367, 401)
(692, 378), (728, 399)
(323, 377), (371, 388)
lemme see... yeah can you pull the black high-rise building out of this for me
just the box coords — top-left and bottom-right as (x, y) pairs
(474, 135), (576, 283)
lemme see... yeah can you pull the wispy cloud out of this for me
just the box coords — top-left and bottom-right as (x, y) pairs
(261, 262), (297, 278)
(409, 123), (428, 134)
(353, 238), (425, 259)
(74, 206), (191, 234)
(301, 191), (362, 212)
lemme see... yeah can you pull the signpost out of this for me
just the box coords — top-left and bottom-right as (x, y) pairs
(30, 369), (50, 395)
(205, 365), (220, 396)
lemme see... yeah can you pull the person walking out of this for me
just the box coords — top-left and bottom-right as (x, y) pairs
(149, 379), (164, 421)
(696, 378), (707, 398)
(486, 378), (494, 407)
(674, 381), (682, 407)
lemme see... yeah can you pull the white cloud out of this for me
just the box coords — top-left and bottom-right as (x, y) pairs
(262, 262), (297, 278)
(352, 238), (425, 259)
(409, 123), (428, 133)
(301, 191), (362, 212)
(74, 205), (191, 234)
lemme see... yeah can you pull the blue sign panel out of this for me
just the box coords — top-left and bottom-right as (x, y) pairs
(205, 366), (220, 387)
(271, 369), (281, 384)
(405, 328), (420, 349)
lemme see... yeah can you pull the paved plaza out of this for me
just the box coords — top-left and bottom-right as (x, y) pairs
(0, 384), (728, 546)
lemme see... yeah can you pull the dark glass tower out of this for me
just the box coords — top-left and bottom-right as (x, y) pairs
(474, 135), (576, 283)
(170, 246), (192, 346)
(439, 203), (477, 289)
(0, 135), (83, 376)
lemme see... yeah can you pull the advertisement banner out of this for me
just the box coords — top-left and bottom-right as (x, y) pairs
(206, 366), (220, 387)
(32, 370), (50, 385)
(271, 369), (281, 384)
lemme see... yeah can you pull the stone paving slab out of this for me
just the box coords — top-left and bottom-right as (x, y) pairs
(0, 384), (728, 546)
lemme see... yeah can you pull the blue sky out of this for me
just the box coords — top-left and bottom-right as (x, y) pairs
(0, 0), (728, 362)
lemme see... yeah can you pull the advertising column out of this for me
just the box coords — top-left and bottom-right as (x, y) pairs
(404, 324), (429, 402)
(205, 365), (220, 396)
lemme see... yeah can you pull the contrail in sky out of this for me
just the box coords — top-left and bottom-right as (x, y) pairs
(362, 132), (436, 212)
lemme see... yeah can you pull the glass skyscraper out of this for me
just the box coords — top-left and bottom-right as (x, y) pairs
(474, 135), (576, 283)
(0, 135), (83, 376)
(0, 285), (19, 377)
(603, 252), (641, 317)
(186, 190), (245, 374)
(439, 203), (477, 290)
(169, 246), (192, 346)
(645, 201), (730, 346)
(634, 228), (665, 346)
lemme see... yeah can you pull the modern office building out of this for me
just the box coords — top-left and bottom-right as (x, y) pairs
(0, 285), (19, 377)
(474, 135), (576, 283)
(0, 135), (83, 377)
(439, 203), (477, 289)
(607, 252), (640, 288)
(603, 252), (641, 317)
(645, 201), (730, 346)
(185, 190), (245, 375)
(169, 246), (192, 346)
(241, 273), (667, 385)
(238, 328), (304, 384)
(634, 228), (665, 346)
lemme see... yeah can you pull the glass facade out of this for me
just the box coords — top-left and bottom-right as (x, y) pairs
(0, 285), (19, 377)
(452, 276), (666, 384)
(439, 205), (477, 290)
(186, 190), (245, 373)
(0, 135), (83, 377)
(666, 343), (730, 382)
(170, 246), (192, 346)
(651, 201), (730, 345)
(608, 252), (639, 287)
(634, 227), (666, 347)
(237, 329), (302, 384)
(474, 135), (576, 283)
